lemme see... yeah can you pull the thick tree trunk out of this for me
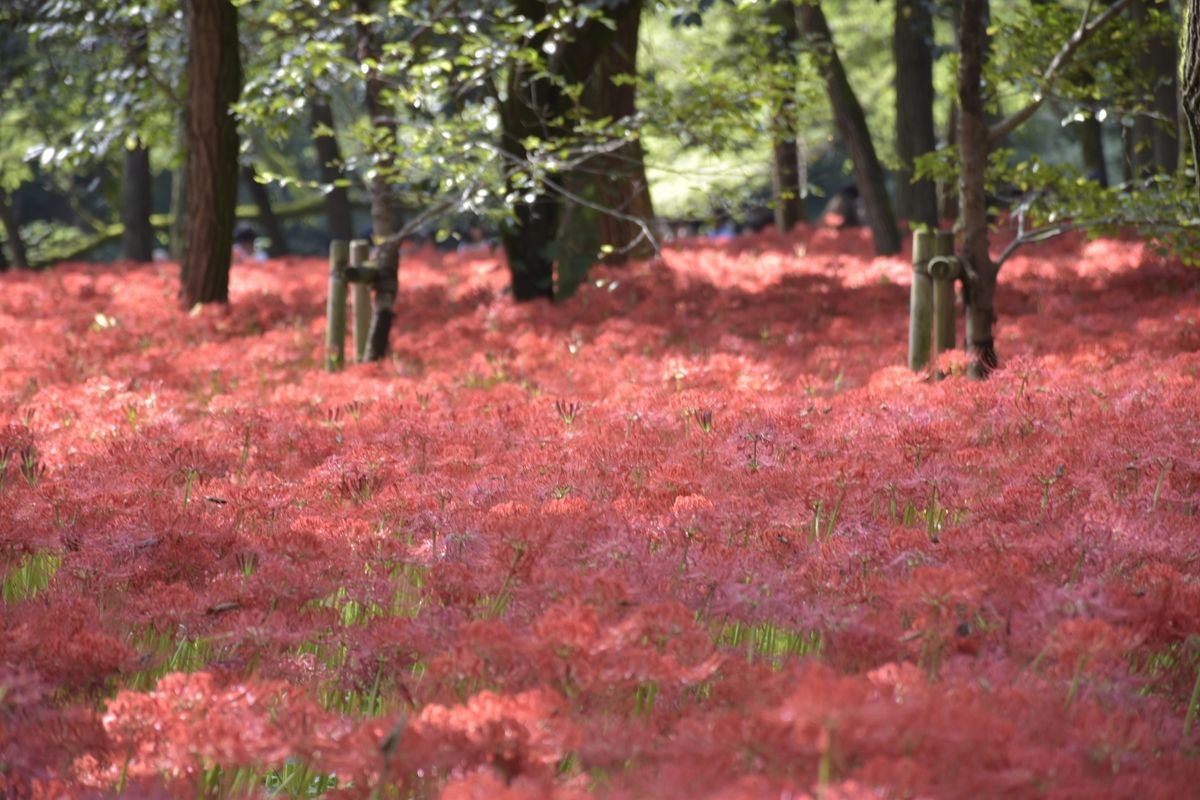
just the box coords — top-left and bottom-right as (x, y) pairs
(310, 98), (354, 243)
(580, 0), (656, 262)
(355, 0), (401, 360)
(180, 0), (241, 306)
(555, 0), (656, 297)
(893, 0), (938, 227)
(240, 163), (289, 257)
(769, 0), (804, 232)
(0, 190), (28, 269)
(121, 140), (155, 261)
(799, 1), (901, 255)
(958, 0), (998, 378)
(500, 0), (573, 301)
(500, 57), (561, 301)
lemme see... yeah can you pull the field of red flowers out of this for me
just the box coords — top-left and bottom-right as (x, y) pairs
(2, 225), (1199, 798)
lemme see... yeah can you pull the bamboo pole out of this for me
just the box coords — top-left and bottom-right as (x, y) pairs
(325, 240), (349, 372)
(350, 239), (374, 363)
(908, 230), (934, 370)
(933, 231), (957, 353)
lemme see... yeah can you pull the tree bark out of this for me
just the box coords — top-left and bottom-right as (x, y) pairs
(769, 0), (804, 232)
(180, 0), (241, 306)
(355, 0), (401, 360)
(799, 0), (901, 255)
(577, 0), (656, 263)
(1077, 114), (1109, 186)
(240, 163), (290, 257)
(121, 141), (155, 261)
(0, 190), (28, 269)
(893, 0), (938, 227)
(120, 24), (154, 263)
(554, 0), (656, 296)
(499, 0), (573, 301)
(958, 0), (998, 378)
(310, 98), (354, 243)
(1129, 0), (1180, 175)
(1184, 0), (1200, 197)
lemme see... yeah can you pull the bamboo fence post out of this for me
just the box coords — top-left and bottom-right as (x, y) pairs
(350, 239), (374, 363)
(908, 230), (934, 371)
(932, 231), (957, 353)
(325, 240), (349, 372)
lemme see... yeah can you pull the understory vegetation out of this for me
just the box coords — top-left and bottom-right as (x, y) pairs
(2, 227), (1199, 796)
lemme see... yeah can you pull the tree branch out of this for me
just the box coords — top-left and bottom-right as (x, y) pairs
(987, 0), (1133, 147)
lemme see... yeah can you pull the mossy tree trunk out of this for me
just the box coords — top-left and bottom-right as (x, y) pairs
(180, 0), (241, 306)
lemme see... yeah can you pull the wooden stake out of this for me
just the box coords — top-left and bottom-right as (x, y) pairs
(933, 230), (957, 353)
(325, 240), (348, 372)
(908, 230), (933, 371)
(350, 239), (374, 363)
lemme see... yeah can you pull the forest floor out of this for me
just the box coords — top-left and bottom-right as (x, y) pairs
(2, 226), (1200, 798)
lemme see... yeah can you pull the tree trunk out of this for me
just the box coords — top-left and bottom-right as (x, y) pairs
(799, 1), (901, 255)
(893, 0), (938, 227)
(240, 163), (290, 257)
(554, 0), (656, 296)
(958, 0), (998, 378)
(0, 190), (28, 269)
(121, 140), (155, 261)
(310, 98), (354, 243)
(500, 0), (571, 301)
(180, 0), (241, 306)
(1184, 0), (1200, 197)
(579, 0), (656, 263)
(1128, 0), (1180, 174)
(120, 24), (154, 263)
(355, 0), (401, 360)
(769, 0), (804, 232)
(1077, 114), (1108, 186)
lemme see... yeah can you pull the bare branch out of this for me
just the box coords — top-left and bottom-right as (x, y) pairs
(987, 0), (1134, 147)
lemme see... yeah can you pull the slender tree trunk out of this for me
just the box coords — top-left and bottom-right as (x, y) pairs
(0, 190), (28, 269)
(893, 0), (938, 227)
(169, 4), (190, 265)
(355, 0), (401, 359)
(958, 0), (998, 378)
(241, 163), (289, 257)
(121, 141), (155, 261)
(1077, 114), (1109, 186)
(1184, 0), (1200, 197)
(121, 24), (154, 262)
(310, 98), (354, 243)
(769, 0), (804, 232)
(940, 100), (959, 220)
(799, 0), (901, 254)
(180, 0), (241, 306)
